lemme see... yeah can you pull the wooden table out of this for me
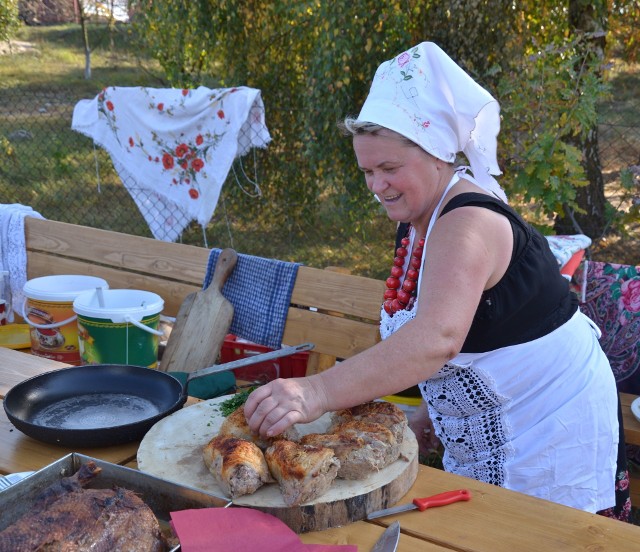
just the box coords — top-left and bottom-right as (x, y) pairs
(2, 346), (640, 551)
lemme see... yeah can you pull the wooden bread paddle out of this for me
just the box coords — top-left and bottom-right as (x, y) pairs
(159, 248), (238, 373)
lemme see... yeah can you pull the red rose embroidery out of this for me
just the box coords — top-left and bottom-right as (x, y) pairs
(175, 143), (190, 158)
(180, 160), (188, 169)
(162, 153), (174, 169)
(217, 110), (225, 119)
(397, 52), (410, 67)
(195, 134), (203, 145)
(157, 103), (164, 111)
(128, 137), (134, 147)
(182, 89), (189, 96)
(189, 188), (199, 199)
(106, 100), (114, 111)
(191, 158), (204, 172)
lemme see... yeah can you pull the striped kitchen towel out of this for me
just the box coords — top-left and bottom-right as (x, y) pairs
(204, 249), (300, 349)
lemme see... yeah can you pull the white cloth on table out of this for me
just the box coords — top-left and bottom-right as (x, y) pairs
(0, 204), (45, 322)
(72, 86), (271, 242)
(545, 234), (592, 269)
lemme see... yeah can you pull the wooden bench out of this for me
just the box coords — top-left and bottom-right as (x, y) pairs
(23, 217), (385, 374)
(22, 217), (640, 506)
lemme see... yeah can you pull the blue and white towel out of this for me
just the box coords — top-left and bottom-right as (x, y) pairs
(204, 249), (300, 349)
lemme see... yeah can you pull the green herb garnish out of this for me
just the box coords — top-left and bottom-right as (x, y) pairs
(219, 387), (257, 417)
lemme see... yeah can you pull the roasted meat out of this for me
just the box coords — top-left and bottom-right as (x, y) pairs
(331, 419), (400, 469)
(219, 405), (299, 449)
(331, 400), (408, 443)
(0, 462), (166, 552)
(301, 428), (392, 480)
(203, 435), (274, 498)
(264, 440), (340, 506)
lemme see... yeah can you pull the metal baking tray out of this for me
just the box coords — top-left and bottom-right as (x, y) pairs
(0, 453), (230, 532)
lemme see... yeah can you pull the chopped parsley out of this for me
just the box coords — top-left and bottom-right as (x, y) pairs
(219, 387), (257, 417)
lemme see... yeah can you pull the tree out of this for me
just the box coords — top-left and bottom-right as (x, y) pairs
(554, 0), (609, 236)
(129, 1), (624, 242)
(76, 0), (92, 79)
(0, 0), (20, 45)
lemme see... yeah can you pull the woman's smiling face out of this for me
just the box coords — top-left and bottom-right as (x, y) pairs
(353, 129), (445, 234)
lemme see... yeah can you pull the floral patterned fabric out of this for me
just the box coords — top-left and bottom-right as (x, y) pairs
(72, 86), (271, 242)
(572, 260), (640, 522)
(572, 261), (640, 393)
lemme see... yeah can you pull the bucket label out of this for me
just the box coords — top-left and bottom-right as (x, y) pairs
(26, 298), (81, 364)
(77, 314), (160, 368)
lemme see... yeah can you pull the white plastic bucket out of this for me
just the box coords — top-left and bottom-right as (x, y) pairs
(73, 289), (164, 368)
(23, 275), (109, 365)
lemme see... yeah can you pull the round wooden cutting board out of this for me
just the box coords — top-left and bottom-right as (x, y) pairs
(137, 395), (419, 533)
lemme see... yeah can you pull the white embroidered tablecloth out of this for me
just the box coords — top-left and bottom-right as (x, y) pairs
(72, 86), (271, 242)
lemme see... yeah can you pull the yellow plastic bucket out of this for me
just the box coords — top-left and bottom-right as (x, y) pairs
(73, 289), (164, 368)
(22, 275), (109, 365)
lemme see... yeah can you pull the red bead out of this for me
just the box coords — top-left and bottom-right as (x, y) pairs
(407, 268), (419, 280)
(386, 276), (400, 289)
(393, 256), (405, 267)
(397, 289), (411, 304)
(396, 246), (408, 257)
(402, 279), (416, 292)
(418, 239), (425, 246)
(390, 265), (404, 278)
(391, 299), (403, 312)
(401, 237), (410, 247)
(413, 246), (424, 258)
(410, 257), (421, 269)
(383, 300), (394, 314)
(384, 289), (397, 300)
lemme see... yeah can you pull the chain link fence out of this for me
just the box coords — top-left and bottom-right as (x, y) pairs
(1, 86), (639, 249)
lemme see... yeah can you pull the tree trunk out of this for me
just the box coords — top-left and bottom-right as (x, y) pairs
(554, 0), (608, 237)
(78, 1), (91, 80)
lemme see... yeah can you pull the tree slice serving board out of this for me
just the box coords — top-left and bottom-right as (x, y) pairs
(137, 395), (418, 533)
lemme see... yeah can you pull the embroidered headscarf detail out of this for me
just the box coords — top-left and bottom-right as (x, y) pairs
(358, 42), (507, 202)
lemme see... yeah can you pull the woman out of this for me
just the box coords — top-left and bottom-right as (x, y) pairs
(245, 42), (623, 516)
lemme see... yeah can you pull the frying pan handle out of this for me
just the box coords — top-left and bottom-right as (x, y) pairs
(186, 342), (315, 382)
(124, 315), (165, 336)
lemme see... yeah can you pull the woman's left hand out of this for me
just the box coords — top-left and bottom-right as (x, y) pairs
(244, 376), (329, 437)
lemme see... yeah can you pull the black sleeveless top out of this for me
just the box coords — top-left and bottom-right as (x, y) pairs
(395, 193), (578, 353)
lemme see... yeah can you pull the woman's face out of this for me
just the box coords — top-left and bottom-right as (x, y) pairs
(353, 129), (444, 233)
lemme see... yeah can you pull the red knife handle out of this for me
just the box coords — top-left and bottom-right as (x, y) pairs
(413, 489), (471, 511)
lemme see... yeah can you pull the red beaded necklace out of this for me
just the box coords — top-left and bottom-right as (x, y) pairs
(383, 228), (425, 315)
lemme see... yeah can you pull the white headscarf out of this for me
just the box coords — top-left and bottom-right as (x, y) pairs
(358, 42), (507, 202)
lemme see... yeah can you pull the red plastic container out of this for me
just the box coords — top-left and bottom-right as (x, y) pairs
(220, 334), (310, 383)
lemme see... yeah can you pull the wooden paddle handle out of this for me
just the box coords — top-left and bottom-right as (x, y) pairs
(209, 248), (238, 290)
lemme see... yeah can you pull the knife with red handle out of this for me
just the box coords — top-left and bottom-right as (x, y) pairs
(366, 489), (471, 520)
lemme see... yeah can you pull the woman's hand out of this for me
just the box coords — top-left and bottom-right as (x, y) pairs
(408, 400), (441, 458)
(244, 376), (329, 437)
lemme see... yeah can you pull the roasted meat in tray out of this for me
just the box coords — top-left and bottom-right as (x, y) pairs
(0, 453), (228, 552)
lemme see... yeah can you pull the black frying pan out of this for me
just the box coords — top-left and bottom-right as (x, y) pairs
(3, 343), (313, 447)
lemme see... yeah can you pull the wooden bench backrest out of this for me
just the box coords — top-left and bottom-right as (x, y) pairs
(24, 218), (384, 364)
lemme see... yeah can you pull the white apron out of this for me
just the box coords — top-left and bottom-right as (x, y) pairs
(379, 172), (618, 512)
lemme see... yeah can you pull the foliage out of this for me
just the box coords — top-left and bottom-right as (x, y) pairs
(129, 1), (622, 237)
(496, 35), (610, 226)
(0, 0), (20, 43)
(609, 0), (640, 62)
